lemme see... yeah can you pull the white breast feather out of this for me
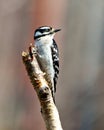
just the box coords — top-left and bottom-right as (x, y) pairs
(35, 39), (54, 81)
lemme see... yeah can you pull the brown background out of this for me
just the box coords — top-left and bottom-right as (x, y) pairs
(0, 0), (104, 130)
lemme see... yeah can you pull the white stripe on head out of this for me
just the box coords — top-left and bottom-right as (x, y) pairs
(40, 26), (50, 29)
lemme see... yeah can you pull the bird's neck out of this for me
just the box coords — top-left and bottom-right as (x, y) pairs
(36, 36), (53, 46)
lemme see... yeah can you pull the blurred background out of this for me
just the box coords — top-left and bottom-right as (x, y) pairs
(0, 0), (104, 130)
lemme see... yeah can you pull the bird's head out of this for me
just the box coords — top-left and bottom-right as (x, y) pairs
(34, 26), (61, 41)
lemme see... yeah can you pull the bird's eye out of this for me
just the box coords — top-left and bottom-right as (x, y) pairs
(40, 29), (44, 33)
(46, 28), (50, 32)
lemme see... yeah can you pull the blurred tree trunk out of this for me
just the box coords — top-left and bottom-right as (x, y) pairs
(0, 0), (66, 130)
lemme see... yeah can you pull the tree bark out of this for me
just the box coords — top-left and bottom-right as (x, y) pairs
(22, 44), (63, 130)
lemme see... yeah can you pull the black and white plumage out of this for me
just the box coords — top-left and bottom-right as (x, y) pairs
(34, 26), (60, 103)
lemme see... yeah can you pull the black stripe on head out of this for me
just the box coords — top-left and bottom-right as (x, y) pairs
(39, 26), (52, 32)
(34, 33), (47, 40)
(35, 26), (52, 33)
(34, 26), (53, 40)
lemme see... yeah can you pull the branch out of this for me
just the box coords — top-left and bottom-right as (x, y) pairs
(22, 44), (63, 130)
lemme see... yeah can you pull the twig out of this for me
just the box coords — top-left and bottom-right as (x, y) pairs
(22, 44), (63, 130)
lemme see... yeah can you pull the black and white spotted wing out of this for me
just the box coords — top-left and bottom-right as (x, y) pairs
(51, 39), (59, 93)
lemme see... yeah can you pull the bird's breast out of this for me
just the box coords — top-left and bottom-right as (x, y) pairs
(35, 43), (54, 78)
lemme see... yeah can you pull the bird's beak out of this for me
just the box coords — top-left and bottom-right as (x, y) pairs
(54, 29), (61, 33)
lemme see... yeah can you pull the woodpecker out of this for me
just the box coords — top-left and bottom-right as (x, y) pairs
(34, 26), (61, 103)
